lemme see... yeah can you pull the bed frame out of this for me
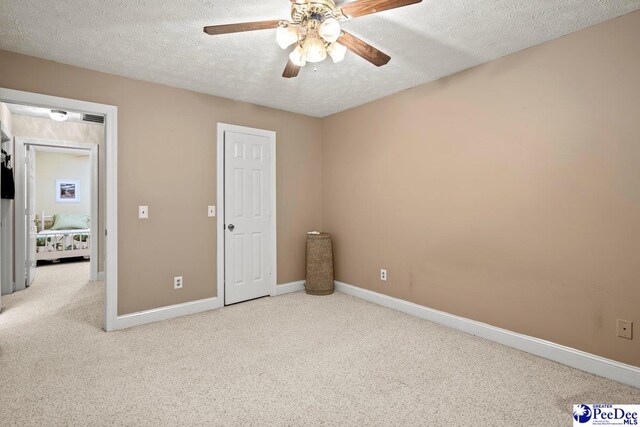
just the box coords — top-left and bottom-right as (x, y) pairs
(35, 213), (91, 262)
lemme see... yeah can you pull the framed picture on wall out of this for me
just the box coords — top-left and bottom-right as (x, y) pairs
(55, 179), (79, 203)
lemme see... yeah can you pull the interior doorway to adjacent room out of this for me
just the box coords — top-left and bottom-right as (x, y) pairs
(0, 88), (118, 331)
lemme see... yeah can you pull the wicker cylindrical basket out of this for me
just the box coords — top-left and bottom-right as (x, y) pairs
(305, 232), (334, 295)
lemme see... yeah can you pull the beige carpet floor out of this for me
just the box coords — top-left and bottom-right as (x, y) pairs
(0, 262), (638, 426)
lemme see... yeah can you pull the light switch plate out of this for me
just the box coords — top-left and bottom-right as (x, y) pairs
(138, 206), (149, 219)
(208, 205), (216, 217)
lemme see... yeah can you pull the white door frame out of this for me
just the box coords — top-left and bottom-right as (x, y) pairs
(216, 123), (277, 307)
(14, 138), (99, 286)
(0, 88), (118, 332)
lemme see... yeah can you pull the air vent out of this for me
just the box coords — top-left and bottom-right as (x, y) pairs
(82, 114), (104, 124)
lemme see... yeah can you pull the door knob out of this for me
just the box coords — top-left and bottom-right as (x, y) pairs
(227, 224), (235, 231)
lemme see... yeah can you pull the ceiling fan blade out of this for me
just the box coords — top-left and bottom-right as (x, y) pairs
(339, 0), (422, 19)
(203, 20), (281, 36)
(337, 31), (391, 67)
(282, 59), (301, 78)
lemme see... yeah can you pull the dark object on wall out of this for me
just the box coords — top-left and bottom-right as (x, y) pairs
(1, 149), (15, 199)
(305, 232), (334, 295)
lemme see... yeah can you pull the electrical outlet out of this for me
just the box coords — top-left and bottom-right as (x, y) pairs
(138, 206), (149, 219)
(380, 269), (387, 281)
(174, 276), (183, 290)
(617, 319), (632, 340)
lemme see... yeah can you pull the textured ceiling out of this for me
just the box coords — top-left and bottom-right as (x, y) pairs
(1, 0), (639, 117)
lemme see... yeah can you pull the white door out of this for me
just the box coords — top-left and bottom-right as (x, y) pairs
(25, 145), (37, 286)
(224, 130), (272, 305)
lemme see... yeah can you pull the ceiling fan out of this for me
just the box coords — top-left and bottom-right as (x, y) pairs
(203, 0), (423, 78)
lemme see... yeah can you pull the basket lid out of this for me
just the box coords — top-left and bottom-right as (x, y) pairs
(307, 232), (331, 239)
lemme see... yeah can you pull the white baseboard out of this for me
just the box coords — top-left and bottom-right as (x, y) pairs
(335, 281), (640, 389)
(115, 297), (218, 330)
(275, 280), (305, 295)
(114, 280), (304, 331)
(96, 272), (105, 281)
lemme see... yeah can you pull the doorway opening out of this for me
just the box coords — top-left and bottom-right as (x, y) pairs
(0, 89), (118, 331)
(216, 123), (277, 307)
(15, 138), (99, 287)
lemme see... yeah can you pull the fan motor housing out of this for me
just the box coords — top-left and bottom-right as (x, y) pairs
(291, 0), (338, 24)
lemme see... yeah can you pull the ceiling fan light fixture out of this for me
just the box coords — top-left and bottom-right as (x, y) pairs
(276, 25), (298, 49)
(303, 36), (326, 63)
(318, 18), (341, 43)
(202, 0), (421, 78)
(327, 42), (347, 63)
(289, 45), (307, 67)
(49, 110), (69, 122)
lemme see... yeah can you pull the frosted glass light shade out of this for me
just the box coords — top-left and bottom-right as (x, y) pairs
(318, 18), (341, 43)
(276, 25), (298, 49)
(327, 42), (347, 63)
(303, 37), (326, 63)
(49, 110), (68, 121)
(289, 45), (307, 67)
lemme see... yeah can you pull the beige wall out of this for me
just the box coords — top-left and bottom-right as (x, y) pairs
(0, 49), (323, 315)
(322, 11), (640, 366)
(35, 151), (91, 217)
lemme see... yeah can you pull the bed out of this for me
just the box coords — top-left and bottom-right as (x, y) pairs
(35, 213), (91, 262)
